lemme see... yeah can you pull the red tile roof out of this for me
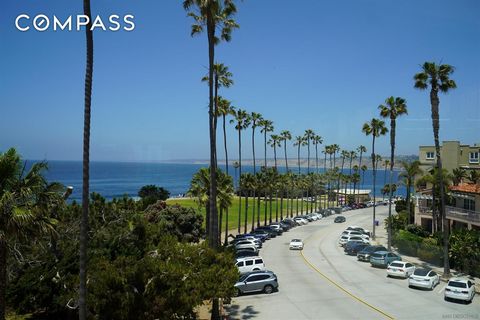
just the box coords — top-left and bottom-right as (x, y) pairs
(450, 184), (480, 195)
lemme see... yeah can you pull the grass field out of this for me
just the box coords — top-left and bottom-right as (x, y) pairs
(166, 196), (329, 232)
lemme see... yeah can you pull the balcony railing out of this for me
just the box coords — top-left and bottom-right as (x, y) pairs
(445, 206), (480, 223)
(417, 205), (480, 224)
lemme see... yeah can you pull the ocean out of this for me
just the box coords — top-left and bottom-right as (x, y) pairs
(38, 161), (407, 202)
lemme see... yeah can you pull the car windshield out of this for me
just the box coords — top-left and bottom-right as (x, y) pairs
(448, 281), (467, 288)
(413, 269), (431, 276)
(238, 274), (249, 282)
(291, 239), (301, 242)
(389, 262), (403, 267)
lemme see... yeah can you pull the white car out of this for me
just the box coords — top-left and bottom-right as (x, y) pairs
(339, 235), (369, 246)
(293, 217), (308, 225)
(445, 278), (476, 303)
(235, 256), (266, 274)
(408, 268), (440, 290)
(235, 239), (261, 249)
(386, 261), (415, 278)
(341, 230), (370, 240)
(235, 242), (258, 252)
(289, 239), (304, 250)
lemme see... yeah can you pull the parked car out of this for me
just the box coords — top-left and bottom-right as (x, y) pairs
(408, 268), (440, 290)
(345, 226), (370, 236)
(341, 230), (369, 240)
(444, 278), (476, 303)
(252, 229), (272, 240)
(293, 217), (308, 225)
(370, 251), (401, 268)
(344, 242), (369, 256)
(256, 225), (282, 236)
(339, 235), (368, 246)
(334, 216), (346, 223)
(254, 227), (277, 238)
(235, 250), (259, 259)
(235, 239), (262, 249)
(268, 224), (284, 235)
(281, 218), (298, 228)
(235, 233), (266, 242)
(357, 245), (387, 262)
(235, 256), (266, 274)
(289, 239), (304, 250)
(234, 270), (278, 295)
(235, 242), (258, 252)
(386, 261), (415, 278)
(365, 201), (375, 207)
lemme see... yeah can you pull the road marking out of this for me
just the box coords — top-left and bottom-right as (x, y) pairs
(437, 285), (445, 294)
(300, 244), (395, 320)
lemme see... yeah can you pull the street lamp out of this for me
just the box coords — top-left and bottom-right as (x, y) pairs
(63, 186), (74, 200)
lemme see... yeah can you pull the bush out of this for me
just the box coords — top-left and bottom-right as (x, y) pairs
(417, 237), (443, 266)
(392, 230), (422, 256)
(449, 229), (480, 277)
(405, 224), (430, 238)
(384, 211), (408, 233)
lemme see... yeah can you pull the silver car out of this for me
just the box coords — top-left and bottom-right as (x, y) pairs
(234, 270), (279, 295)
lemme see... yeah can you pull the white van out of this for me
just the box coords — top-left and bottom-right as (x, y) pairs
(235, 257), (266, 274)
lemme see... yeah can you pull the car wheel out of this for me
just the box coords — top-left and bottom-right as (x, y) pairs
(234, 289), (241, 297)
(264, 285), (274, 294)
(253, 268), (260, 271)
(430, 281), (434, 290)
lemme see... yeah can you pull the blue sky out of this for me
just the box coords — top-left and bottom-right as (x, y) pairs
(1, 0), (479, 162)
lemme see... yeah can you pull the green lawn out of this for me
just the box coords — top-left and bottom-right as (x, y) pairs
(166, 196), (328, 232)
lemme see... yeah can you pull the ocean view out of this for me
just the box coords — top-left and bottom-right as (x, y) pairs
(39, 160), (407, 201)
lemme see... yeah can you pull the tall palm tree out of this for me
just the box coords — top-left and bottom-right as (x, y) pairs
(338, 150), (348, 204)
(357, 145), (367, 198)
(250, 112), (263, 174)
(240, 173), (255, 234)
(322, 146), (329, 208)
(398, 160), (423, 225)
(331, 144), (340, 169)
(362, 118), (388, 239)
(260, 119), (274, 168)
(383, 159), (390, 200)
(304, 129), (315, 174)
(360, 165), (368, 191)
(268, 134), (281, 169)
(230, 109), (250, 233)
(379, 95), (408, 250)
(312, 135), (323, 174)
(79, 0), (94, 316)
(414, 61), (456, 276)
(280, 130), (292, 172)
(294, 136), (306, 174)
(184, 11), (239, 307)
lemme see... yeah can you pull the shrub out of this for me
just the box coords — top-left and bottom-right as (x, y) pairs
(405, 224), (430, 238)
(449, 229), (480, 277)
(417, 237), (443, 266)
(392, 230), (422, 256)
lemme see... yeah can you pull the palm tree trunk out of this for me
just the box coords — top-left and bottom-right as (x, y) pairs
(280, 193), (284, 220)
(207, 9), (219, 253)
(264, 132), (267, 168)
(431, 89), (450, 275)
(251, 189), (256, 232)
(0, 241), (7, 320)
(269, 190), (273, 224)
(315, 145), (319, 174)
(80, 1), (94, 317)
(223, 114), (230, 245)
(307, 142), (310, 174)
(218, 207), (223, 244)
(387, 118), (396, 251)
(244, 193), (248, 234)
(237, 128), (242, 234)
(273, 145), (277, 169)
(264, 192), (268, 225)
(224, 207), (229, 245)
(257, 194), (261, 227)
(372, 136), (377, 240)
(252, 128), (256, 173)
(275, 191), (279, 222)
(297, 145), (301, 174)
(284, 143), (289, 172)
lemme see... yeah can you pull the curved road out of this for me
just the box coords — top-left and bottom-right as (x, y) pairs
(226, 206), (480, 319)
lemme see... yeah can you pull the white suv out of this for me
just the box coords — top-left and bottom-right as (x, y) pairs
(445, 278), (476, 303)
(341, 230), (370, 240)
(235, 257), (266, 274)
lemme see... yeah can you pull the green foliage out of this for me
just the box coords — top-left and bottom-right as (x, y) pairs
(394, 200), (414, 214)
(449, 229), (480, 277)
(417, 237), (443, 266)
(384, 211), (408, 233)
(392, 230), (422, 256)
(138, 185), (170, 209)
(405, 224), (430, 238)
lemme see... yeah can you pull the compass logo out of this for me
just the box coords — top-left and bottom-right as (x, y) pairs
(15, 14), (135, 32)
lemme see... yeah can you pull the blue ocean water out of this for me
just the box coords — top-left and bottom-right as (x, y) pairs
(39, 161), (406, 201)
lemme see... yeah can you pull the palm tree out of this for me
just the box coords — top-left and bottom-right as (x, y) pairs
(346, 151), (357, 200)
(184, 0), (239, 267)
(280, 130), (292, 172)
(379, 95), (408, 250)
(357, 145), (367, 198)
(360, 165), (368, 191)
(414, 61), (456, 276)
(398, 160), (423, 225)
(313, 135), (323, 174)
(468, 170), (480, 184)
(79, 1), (94, 316)
(260, 119), (274, 168)
(250, 112), (263, 174)
(268, 134), (281, 169)
(294, 136), (306, 174)
(362, 118), (388, 239)
(452, 168), (467, 186)
(331, 144), (340, 169)
(0, 149), (59, 320)
(230, 109), (250, 233)
(240, 173), (255, 234)
(304, 129), (315, 174)
(338, 150), (348, 205)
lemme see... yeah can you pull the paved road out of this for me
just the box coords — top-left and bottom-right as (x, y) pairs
(225, 206), (480, 319)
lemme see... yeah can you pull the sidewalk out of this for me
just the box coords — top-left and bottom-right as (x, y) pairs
(372, 219), (480, 293)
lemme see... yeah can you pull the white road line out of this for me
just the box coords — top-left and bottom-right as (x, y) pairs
(437, 285), (445, 294)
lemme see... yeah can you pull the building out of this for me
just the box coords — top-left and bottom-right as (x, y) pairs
(415, 141), (480, 232)
(419, 141), (480, 173)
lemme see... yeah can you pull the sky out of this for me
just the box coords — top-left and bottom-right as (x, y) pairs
(1, 0), (479, 162)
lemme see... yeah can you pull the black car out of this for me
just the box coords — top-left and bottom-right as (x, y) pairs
(235, 250), (260, 259)
(254, 227), (277, 238)
(334, 216), (346, 223)
(357, 245), (387, 262)
(281, 219), (298, 227)
(252, 229), (272, 240)
(344, 242), (368, 255)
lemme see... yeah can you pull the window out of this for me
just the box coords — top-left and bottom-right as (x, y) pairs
(469, 152), (479, 163)
(426, 152), (435, 160)
(245, 260), (253, 266)
(464, 199), (475, 211)
(255, 259), (263, 264)
(247, 275), (263, 282)
(236, 261), (243, 267)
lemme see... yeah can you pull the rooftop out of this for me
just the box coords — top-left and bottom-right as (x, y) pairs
(449, 183), (480, 195)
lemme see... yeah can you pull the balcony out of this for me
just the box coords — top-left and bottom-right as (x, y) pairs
(445, 206), (480, 224)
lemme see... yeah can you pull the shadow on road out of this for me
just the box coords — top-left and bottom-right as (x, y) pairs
(224, 303), (260, 320)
